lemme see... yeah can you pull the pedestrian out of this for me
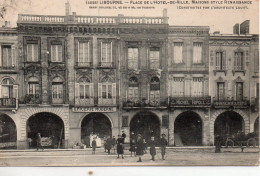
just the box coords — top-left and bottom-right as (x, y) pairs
(121, 131), (126, 143)
(129, 131), (136, 157)
(36, 133), (44, 151)
(92, 138), (97, 155)
(116, 135), (124, 159)
(160, 134), (168, 160)
(215, 134), (222, 153)
(111, 136), (116, 153)
(106, 136), (112, 155)
(135, 134), (145, 162)
(149, 136), (156, 161)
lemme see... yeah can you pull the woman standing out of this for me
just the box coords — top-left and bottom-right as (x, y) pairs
(135, 134), (145, 162)
(116, 135), (124, 159)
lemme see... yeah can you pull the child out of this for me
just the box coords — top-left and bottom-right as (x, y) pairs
(149, 136), (156, 161)
(92, 138), (97, 155)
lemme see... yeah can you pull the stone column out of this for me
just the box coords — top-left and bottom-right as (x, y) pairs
(41, 36), (49, 104)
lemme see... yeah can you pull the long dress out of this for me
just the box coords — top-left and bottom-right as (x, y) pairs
(149, 140), (156, 156)
(116, 138), (124, 154)
(135, 138), (144, 156)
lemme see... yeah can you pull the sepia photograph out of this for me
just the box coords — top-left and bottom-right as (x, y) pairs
(0, 0), (259, 168)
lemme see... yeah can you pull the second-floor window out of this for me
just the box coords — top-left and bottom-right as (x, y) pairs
(173, 42), (183, 63)
(78, 42), (90, 64)
(128, 48), (138, 69)
(217, 82), (225, 100)
(150, 47), (160, 69)
(52, 77), (63, 103)
(128, 77), (139, 101)
(150, 77), (160, 102)
(98, 77), (116, 104)
(51, 44), (63, 62)
(1, 45), (14, 67)
(234, 52), (243, 70)
(27, 44), (39, 62)
(101, 42), (112, 63)
(193, 42), (202, 63)
(1, 78), (13, 98)
(192, 77), (203, 96)
(79, 77), (93, 99)
(171, 77), (184, 96)
(216, 52), (225, 70)
(236, 82), (243, 101)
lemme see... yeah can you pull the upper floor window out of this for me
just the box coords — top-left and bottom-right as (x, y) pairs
(150, 77), (160, 101)
(193, 42), (202, 63)
(216, 52), (225, 70)
(1, 78), (14, 98)
(191, 77), (203, 96)
(173, 42), (183, 63)
(217, 82), (225, 100)
(0, 45), (14, 67)
(27, 77), (40, 96)
(27, 44), (39, 62)
(171, 77), (184, 96)
(128, 77), (139, 101)
(235, 82), (243, 101)
(234, 52), (243, 70)
(98, 77), (116, 104)
(78, 42), (90, 64)
(51, 44), (63, 62)
(79, 77), (93, 99)
(101, 42), (112, 63)
(52, 77), (64, 103)
(150, 47), (160, 69)
(128, 48), (138, 69)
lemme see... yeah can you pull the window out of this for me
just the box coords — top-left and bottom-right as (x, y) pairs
(51, 44), (63, 62)
(234, 52), (243, 70)
(1, 78), (14, 98)
(27, 44), (38, 62)
(101, 42), (112, 63)
(150, 77), (160, 102)
(1, 45), (14, 67)
(27, 77), (40, 96)
(236, 82), (243, 101)
(102, 84), (112, 99)
(98, 78), (116, 105)
(173, 42), (183, 63)
(192, 78), (203, 96)
(52, 77), (63, 103)
(122, 116), (128, 127)
(162, 115), (168, 128)
(150, 47), (160, 69)
(79, 77), (92, 99)
(216, 52), (225, 70)
(128, 77), (139, 101)
(171, 77), (184, 96)
(78, 42), (90, 64)
(193, 42), (202, 63)
(217, 82), (225, 100)
(128, 48), (138, 69)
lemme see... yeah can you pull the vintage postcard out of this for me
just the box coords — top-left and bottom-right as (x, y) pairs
(0, 0), (259, 167)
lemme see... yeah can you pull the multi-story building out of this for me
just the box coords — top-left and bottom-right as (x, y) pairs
(0, 2), (258, 149)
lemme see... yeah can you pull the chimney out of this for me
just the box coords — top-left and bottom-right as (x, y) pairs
(240, 20), (250, 34)
(65, 1), (71, 16)
(233, 23), (240, 35)
(163, 8), (168, 24)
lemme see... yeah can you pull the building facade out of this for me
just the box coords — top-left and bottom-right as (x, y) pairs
(0, 3), (258, 149)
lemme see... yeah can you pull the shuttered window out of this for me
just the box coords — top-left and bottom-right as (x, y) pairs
(191, 77), (203, 96)
(217, 82), (225, 100)
(236, 82), (243, 101)
(78, 42), (90, 63)
(234, 52), (243, 70)
(150, 47), (160, 69)
(27, 44), (38, 62)
(51, 44), (63, 62)
(173, 42), (183, 63)
(216, 52), (226, 70)
(193, 42), (202, 63)
(171, 77), (184, 96)
(128, 48), (138, 69)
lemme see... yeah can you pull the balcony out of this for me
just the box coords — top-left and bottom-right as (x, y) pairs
(169, 96), (211, 107)
(123, 98), (168, 109)
(98, 62), (114, 68)
(0, 98), (17, 109)
(98, 97), (116, 106)
(232, 66), (246, 76)
(213, 98), (250, 109)
(75, 96), (94, 106)
(24, 94), (41, 104)
(75, 62), (93, 68)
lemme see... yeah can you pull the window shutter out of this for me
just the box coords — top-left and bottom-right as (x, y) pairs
(98, 83), (102, 100)
(0, 85), (2, 98)
(90, 83), (94, 98)
(58, 45), (62, 62)
(224, 82), (227, 99)
(222, 51), (226, 69)
(11, 45), (15, 66)
(0, 45), (2, 66)
(112, 83), (116, 104)
(13, 85), (18, 99)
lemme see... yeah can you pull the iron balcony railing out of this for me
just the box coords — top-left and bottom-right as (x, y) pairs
(0, 98), (17, 109)
(24, 94), (42, 104)
(123, 98), (168, 108)
(75, 96), (94, 106)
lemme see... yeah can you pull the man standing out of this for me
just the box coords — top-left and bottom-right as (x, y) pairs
(36, 133), (44, 151)
(116, 135), (124, 159)
(160, 134), (167, 160)
(106, 136), (112, 155)
(111, 136), (116, 153)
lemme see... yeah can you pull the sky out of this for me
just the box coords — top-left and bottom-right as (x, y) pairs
(1, 0), (259, 34)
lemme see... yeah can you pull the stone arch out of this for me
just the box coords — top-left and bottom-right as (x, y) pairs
(0, 112), (17, 148)
(78, 112), (114, 129)
(19, 107), (69, 141)
(129, 110), (161, 126)
(210, 109), (249, 144)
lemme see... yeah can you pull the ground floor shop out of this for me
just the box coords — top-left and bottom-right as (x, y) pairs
(0, 107), (258, 149)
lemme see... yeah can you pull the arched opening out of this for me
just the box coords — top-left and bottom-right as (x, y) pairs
(0, 113), (17, 149)
(214, 111), (244, 142)
(254, 117), (259, 136)
(174, 111), (203, 146)
(27, 112), (64, 149)
(130, 111), (160, 143)
(81, 113), (112, 147)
